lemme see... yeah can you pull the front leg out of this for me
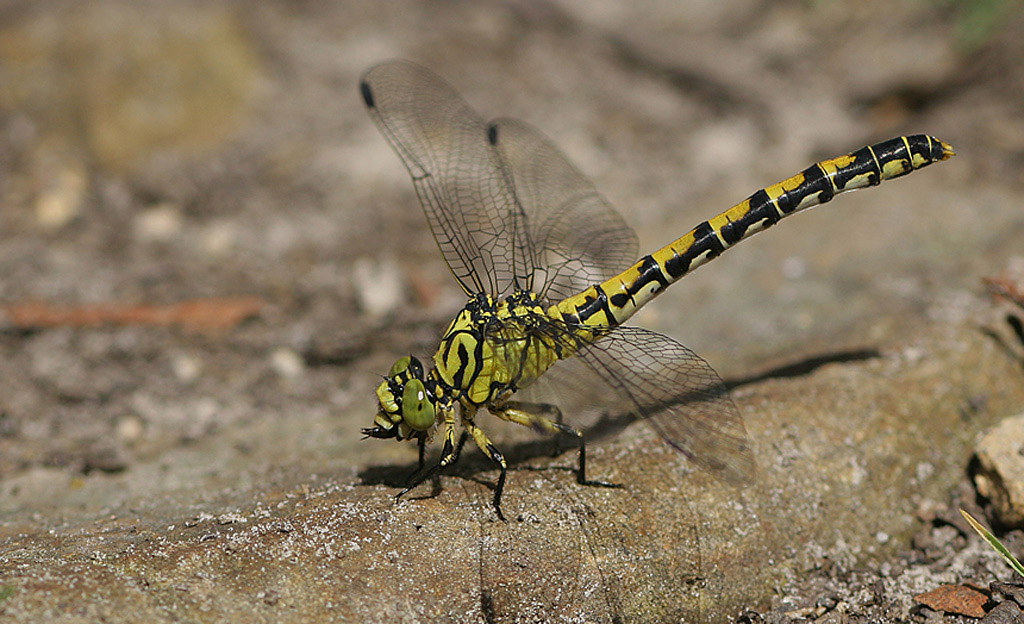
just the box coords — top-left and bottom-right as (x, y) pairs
(404, 429), (469, 488)
(399, 403), (459, 498)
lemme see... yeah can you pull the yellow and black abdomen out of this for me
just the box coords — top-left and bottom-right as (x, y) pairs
(553, 134), (953, 329)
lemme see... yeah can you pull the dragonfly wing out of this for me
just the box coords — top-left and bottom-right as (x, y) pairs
(487, 119), (639, 301)
(362, 61), (638, 299)
(573, 326), (756, 484)
(361, 60), (516, 295)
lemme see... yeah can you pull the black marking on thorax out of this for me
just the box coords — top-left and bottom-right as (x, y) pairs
(439, 296), (493, 392)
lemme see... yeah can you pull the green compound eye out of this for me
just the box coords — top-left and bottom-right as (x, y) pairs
(401, 378), (435, 431)
(389, 355), (424, 380)
(389, 356), (412, 378)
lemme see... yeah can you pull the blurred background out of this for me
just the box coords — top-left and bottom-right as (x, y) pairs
(0, 0), (1022, 534)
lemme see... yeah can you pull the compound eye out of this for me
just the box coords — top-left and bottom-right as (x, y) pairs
(406, 356), (424, 380)
(389, 356), (412, 378)
(401, 378), (435, 431)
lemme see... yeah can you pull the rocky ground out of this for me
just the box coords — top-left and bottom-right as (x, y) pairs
(1, 0), (1024, 622)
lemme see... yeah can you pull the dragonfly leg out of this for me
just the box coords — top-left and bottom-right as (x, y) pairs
(403, 429), (468, 489)
(495, 401), (620, 490)
(451, 429), (470, 464)
(399, 404), (458, 497)
(461, 416), (508, 521)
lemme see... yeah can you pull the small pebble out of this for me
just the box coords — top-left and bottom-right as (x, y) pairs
(36, 167), (86, 228)
(116, 415), (144, 443)
(271, 347), (305, 378)
(202, 221), (237, 256)
(352, 257), (403, 317)
(171, 353), (203, 383)
(135, 203), (183, 241)
(974, 413), (1024, 527)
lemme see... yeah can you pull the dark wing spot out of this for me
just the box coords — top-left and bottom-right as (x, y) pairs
(359, 81), (375, 108)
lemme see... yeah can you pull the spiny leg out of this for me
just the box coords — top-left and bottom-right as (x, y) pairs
(493, 400), (619, 489)
(462, 417), (509, 521)
(400, 405), (458, 497)
(406, 429), (469, 488)
(451, 428), (471, 464)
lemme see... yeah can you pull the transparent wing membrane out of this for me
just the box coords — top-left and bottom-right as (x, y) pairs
(488, 119), (638, 300)
(479, 309), (753, 483)
(576, 327), (755, 484)
(361, 61), (637, 299)
(362, 61), (511, 295)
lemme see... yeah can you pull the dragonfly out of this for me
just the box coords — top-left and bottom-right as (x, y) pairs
(359, 60), (953, 520)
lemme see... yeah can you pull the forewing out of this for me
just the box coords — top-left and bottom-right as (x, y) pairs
(488, 119), (639, 301)
(573, 326), (755, 484)
(361, 61), (639, 300)
(360, 60), (516, 295)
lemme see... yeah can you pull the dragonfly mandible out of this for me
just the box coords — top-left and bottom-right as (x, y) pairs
(359, 60), (954, 520)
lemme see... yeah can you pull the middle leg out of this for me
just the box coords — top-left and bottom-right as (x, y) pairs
(461, 416), (509, 521)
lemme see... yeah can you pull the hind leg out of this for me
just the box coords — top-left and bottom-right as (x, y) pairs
(490, 400), (619, 489)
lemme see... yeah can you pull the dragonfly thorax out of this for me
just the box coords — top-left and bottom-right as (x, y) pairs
(365, 289), (569, 445)
(432, 289), (568, 406)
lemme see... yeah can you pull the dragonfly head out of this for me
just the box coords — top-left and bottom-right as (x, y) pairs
(363, 355), (438, 441)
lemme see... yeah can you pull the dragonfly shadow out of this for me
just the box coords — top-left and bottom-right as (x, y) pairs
(357, 432), (605, 492)
(724, 348), (881, 389)
(571, 349), (887, 445)
(357, 348), (890, 496)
